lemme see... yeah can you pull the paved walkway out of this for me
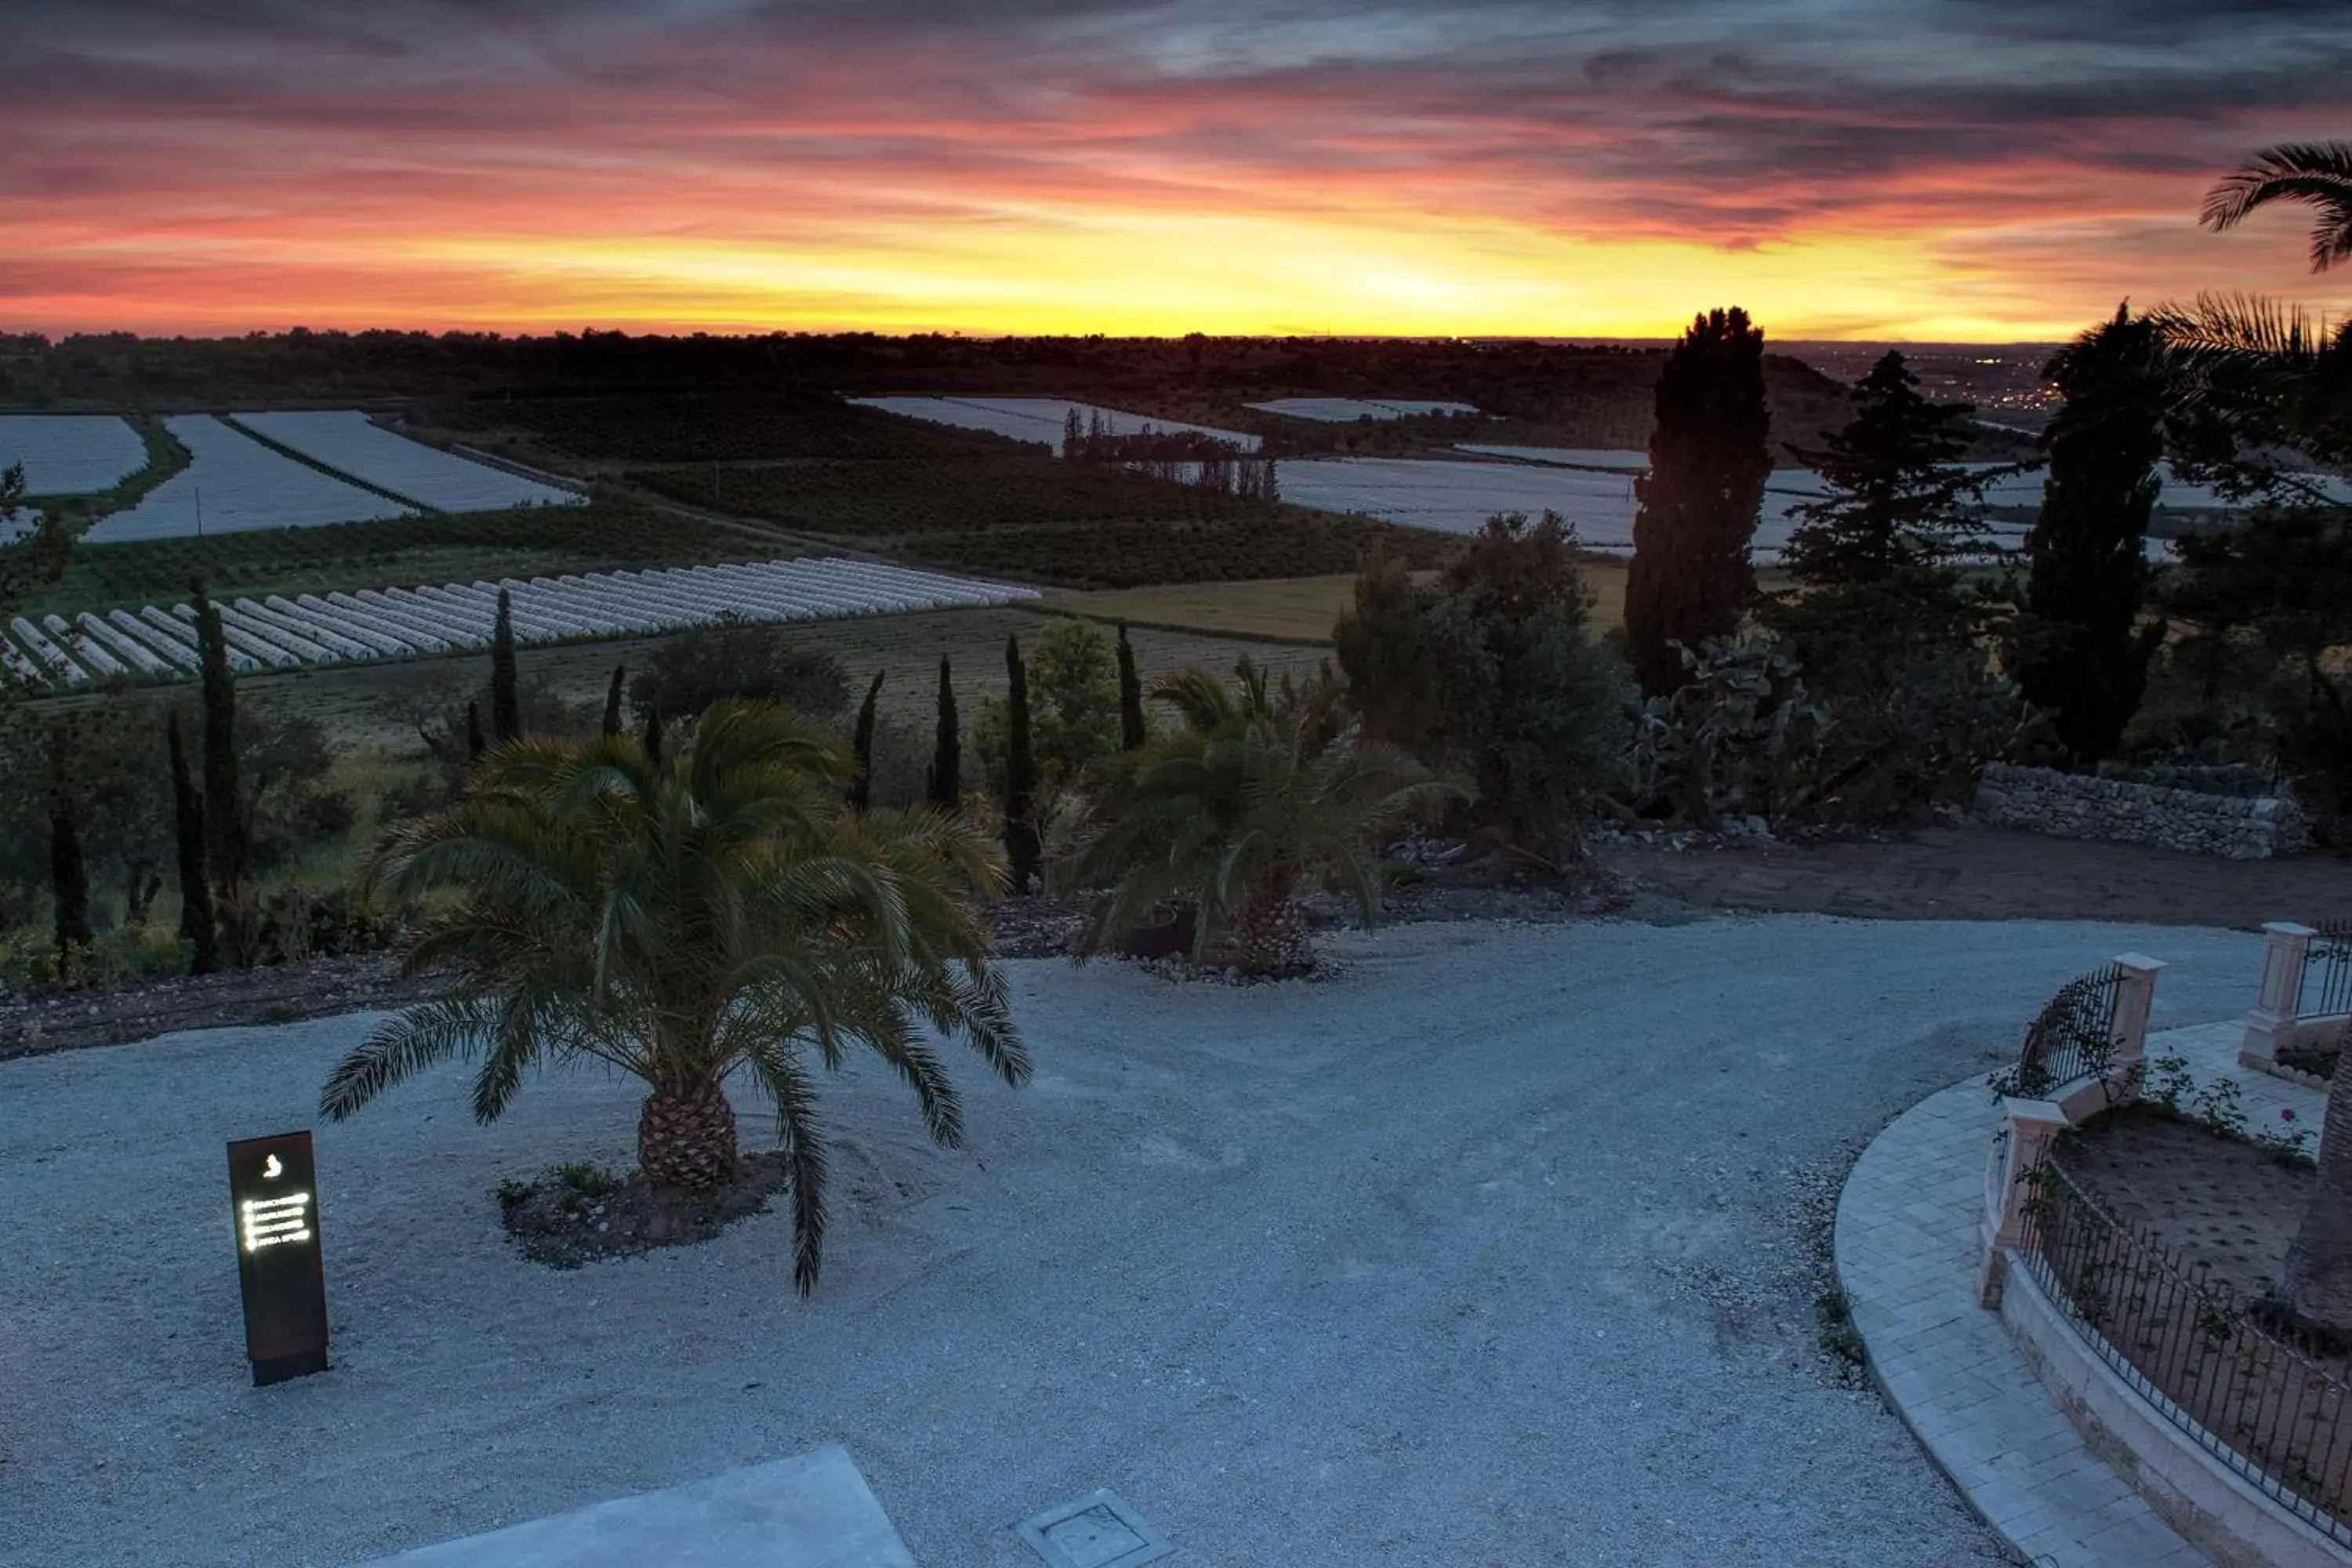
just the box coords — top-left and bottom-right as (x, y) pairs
(1835, 1020), (2329, 1568)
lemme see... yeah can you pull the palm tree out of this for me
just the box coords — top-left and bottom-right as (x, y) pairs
(318, 700), (1027, 1295)
(2153, 142), (2352, 466)
(2201, 141), (2352, 274)
(2282, 1018), (2352, 1333)
(2190, 143), (2352, 1332)
(1057, 659), (1465, 976)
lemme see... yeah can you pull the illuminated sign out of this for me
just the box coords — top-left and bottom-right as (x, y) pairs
(227, 1131), (330, 1386)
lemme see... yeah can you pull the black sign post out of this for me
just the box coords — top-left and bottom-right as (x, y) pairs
(227, 1131), (329, 1387)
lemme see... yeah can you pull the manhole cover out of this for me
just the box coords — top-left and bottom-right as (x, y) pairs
(1014, 1488), (1172, 1568)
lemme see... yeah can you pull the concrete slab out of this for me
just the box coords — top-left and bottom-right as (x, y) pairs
(357, 1446), (914, 1568)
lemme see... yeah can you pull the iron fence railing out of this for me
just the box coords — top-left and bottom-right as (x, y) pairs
(2016, 1154), (2352, 1544)
(2004, 966), (2125, 1100)
(2303, 919), (2352, 1020)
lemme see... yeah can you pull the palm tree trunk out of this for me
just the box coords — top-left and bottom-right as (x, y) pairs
(2282, 1029), (2352, 1330)
(637, 1079), (739, 1189)
(1225, 894), (1313, 978)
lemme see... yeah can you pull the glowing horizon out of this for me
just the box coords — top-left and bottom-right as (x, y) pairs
(5, 2), (2347, 343)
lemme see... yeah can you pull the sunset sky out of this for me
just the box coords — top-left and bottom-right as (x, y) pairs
(6, 0), (2348, 342)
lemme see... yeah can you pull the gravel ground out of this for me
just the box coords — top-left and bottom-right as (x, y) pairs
(0, 914), (2264, 1568)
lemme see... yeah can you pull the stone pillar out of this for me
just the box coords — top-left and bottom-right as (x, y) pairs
(2243, 922), (2316, 1071)
(1980, 1098), (2070, 1309)
(2109, 953), (2165, 1099)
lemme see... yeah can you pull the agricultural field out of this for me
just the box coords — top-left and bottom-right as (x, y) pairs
(268, 605), (1330, 760)
(626, 453), (1454, 589)
(0, 414), (148, 495)
(234, 411), (582, 512)
(631, 453), (1265, 535)
(1249, 397), (1479, 422)
(851, 395), (1258, 451)
(87, 415), (413, 543)
(415, 393), (1038, 466)
(15, 502), (789, 622)
(1040, 557), (1639, 644)
(902, 514), (1454, 590)
(5, 557), (1036, 687)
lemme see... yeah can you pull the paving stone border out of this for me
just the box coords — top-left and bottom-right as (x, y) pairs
(1974, 764), (2311, 861)
(1838, 1020), (2348, 1568)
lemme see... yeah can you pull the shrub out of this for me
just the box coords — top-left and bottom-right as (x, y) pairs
(969, 619), (1123, 798)
(628, 614), (851, 724)
(1338, 513), (1632, 858)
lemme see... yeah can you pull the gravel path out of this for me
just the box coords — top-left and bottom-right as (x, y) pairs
(0, 915), (2263, 1567)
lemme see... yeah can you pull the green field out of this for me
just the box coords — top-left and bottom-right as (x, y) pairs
(1037, 556), (1644, 643)
(419, 392), (1039, 467)
(19, 500), (797, 619)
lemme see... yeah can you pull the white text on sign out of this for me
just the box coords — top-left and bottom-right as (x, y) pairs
(239, 1192), (312, 1253)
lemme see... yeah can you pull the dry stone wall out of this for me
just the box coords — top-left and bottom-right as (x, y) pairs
(1973, 763), (2311, 860)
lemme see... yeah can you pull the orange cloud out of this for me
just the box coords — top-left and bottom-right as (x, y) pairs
(4, 2), (2346, 339)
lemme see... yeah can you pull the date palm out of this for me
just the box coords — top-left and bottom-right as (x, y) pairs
(1058, 659), (1464, 976)
(2154, 143), (2352, 466)
(2201, 141), (2352, 274)
(319, 699), (1027, 1294)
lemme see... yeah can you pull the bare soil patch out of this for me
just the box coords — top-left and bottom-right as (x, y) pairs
(0, 953), (437, 1063)
(497, 1156), (796, 1269)
(1599, 823), (2352, 929)
(2063, 1103), (2310, 1301)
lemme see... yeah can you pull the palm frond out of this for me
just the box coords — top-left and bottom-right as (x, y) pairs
(2201, 140), (2352, 270)
(320, 996), (503, 1120)
(742, 1043), (829, 1296)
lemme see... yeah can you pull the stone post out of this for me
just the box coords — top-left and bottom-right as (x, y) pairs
(2242, 922), (2315, 1071)
(2108, 953), (2165, 1099)
(1979, 1098), (2071, 1309)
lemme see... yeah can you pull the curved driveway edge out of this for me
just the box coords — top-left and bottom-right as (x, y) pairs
(1834, 1073), (2211, 1566)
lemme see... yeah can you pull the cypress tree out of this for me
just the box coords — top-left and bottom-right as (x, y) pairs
(191, 577), (248, 896)
(602, 663), (627, 738)
(167, 710), (218, 975)
(641, 699), (663, 766)
(1623, 307), (1773, 697)
(1116, 622), (1146, 750)
(490, 588), (521, 742)
(927, 655), (960, 808)
(1780, 350), (1984, 586)
(2013, 304), (2170, 764)
(1004, 633), (1040, 893)
(466, 700), (486, 761)
(47, 726), (92, 983)
(850, 670), (884, 811)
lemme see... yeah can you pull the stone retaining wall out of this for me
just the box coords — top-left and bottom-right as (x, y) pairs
(1974, 763), (2311, 860)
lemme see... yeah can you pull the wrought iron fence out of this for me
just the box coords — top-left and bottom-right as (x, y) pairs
(2303, 919), (2352, 1020)
(2016, 1154), (2352, 1544)
(2002, 966), (2125, 1100)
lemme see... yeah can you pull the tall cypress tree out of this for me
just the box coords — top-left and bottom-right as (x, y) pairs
(191, 577), (248, 899)
(167, 710), (219, 975)
(490, 588), (521, 742)
(1116, 622), (1146, 751)
(1004, 633), (1040, 893)
(47, 725), (92, 983)
(927, 655), (960, 808)
(1623, 307), (1773, 696)
(2013, 304), (2170, 764)
(850, 670), (884, 811)
(641, 699), (663, 766)
(601, 663), (627, 738)
(1780, 350), (1984, 585)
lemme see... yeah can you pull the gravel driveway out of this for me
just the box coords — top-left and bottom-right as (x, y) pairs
(0, 914), (2263, 1567)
